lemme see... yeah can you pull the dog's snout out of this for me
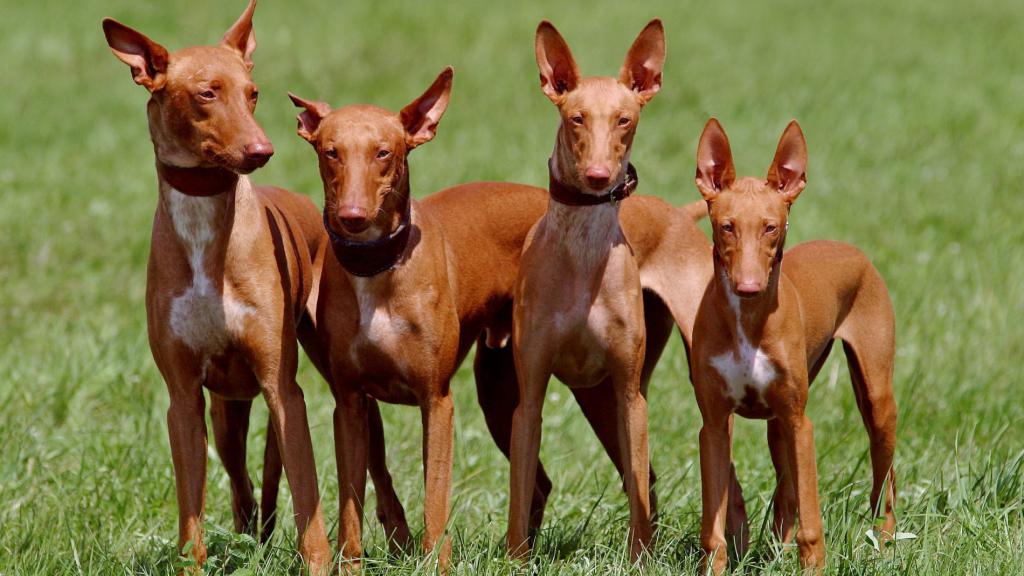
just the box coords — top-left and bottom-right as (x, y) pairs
(337, 205), (370, 232)
(584, 164), (612, 189)
(243, 141), (275, 166)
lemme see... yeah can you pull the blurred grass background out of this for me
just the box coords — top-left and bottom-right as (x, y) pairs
(1, 0), (1022, 573)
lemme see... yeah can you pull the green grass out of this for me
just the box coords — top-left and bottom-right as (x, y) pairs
(2, 0), (1023, 574)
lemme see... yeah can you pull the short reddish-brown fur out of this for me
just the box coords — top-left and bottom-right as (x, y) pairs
(103, 2), (334, 573)
(690, 118), (897, 574)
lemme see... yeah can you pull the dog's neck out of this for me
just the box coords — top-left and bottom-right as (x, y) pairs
(544, 134), (632, 270)
(156, 162), (247, 275)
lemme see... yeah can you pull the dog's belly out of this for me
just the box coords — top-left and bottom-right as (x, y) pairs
(204, 352), (261, 400)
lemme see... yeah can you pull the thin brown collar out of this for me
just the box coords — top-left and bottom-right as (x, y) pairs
(157, 161), (239, 197)
(325, 195), (413, 278)
(548, 159), (638, 207)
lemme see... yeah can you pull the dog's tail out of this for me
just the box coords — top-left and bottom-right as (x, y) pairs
(682, 199), (708, 222)
(259, 418), (282, 543)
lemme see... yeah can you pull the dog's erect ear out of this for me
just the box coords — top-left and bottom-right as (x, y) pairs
(288, 93), (331, 143)
(619, 19), (665, 105)
(102, 18), (169, 91)
(222, 0), (258, 70)
(535, 21), (580, 104)
(400, 66), (454, 149)
(767, 120), (808, 204)
(695, 118), (736, 202)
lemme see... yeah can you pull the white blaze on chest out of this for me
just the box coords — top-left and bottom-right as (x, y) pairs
(710, 277), (777, 404)
(166, 190), (253, 354)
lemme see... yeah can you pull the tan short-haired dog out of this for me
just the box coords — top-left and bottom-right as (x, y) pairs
(690, 119), (898, 574)
(509, 20), (666, 561)
(101, 1), (334, 573)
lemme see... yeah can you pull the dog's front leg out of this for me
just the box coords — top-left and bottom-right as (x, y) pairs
(334, 387), (368, 572)
(778, 408), (825, 572)
(698, 411), (733, 576)
(507, 353), (550, 559)
(420, 390), (455, 566)
(613, 361), (653, 561)
(246, 337), (330, 576)
(166, 380), (208, 574)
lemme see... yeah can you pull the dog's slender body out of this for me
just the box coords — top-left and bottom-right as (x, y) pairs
(288, 70), (477, 568)
(690, 119), (897, 574)
(508, 20), (668, 561)
(99, 3), (400, 573)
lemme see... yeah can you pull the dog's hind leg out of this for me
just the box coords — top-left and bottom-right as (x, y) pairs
(210, 395), (258, 537)
(474, 336), (553, 535)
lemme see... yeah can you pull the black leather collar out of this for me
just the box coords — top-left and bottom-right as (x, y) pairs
(324, 197), (412, 278)
(548, 159), (638, 206)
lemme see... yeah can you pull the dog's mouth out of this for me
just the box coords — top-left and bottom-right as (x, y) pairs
(235, 156), (270, 174)
(201, 146), (269, 175)
(735, 288), (764, 299)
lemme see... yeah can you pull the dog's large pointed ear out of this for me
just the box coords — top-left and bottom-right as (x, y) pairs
(288, 93), (331, 143)
(222, 0), (258, 70)
(695, 118), (736, 202)
(766, 120), (807, 204)
(535, 21), (580, 104)
(619, 19), (665, 105)
(101, 18), (169, 91)
(400, 66), (454, 149)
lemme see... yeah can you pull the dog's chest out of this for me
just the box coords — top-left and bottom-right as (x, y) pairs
(345, 279), (434, 380)
(710, 334), (777, 407)
(709, 288), (778, 407)
(166, 192), (254, 356)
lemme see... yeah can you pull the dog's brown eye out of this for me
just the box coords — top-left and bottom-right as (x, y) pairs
(765, 224), (778, 234)
(324, 148), (338, 160)
(198, 90), (216, 100)
(571, 115), (584, 126)
(721, 223), (734, 233)
(376, 149), (391, 160)
(618, 116), (630, 127)
(250, 91), (259, 103)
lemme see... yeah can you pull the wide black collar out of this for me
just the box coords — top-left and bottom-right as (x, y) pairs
(548, 159), (638, 207)
(324, 196), (412, 278)
(157, 161), (239, 197)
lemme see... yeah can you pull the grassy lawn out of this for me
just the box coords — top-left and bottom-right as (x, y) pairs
(1, 0), (1022, 574)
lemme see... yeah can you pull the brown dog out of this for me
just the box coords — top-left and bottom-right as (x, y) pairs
(101, 1), (336, 572)
(690, 119), (897, 574)
(288, 68), (477, 569)
(508, 20), (666, 561)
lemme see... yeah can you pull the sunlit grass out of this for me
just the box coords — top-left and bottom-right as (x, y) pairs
(1, 0), (1021, 573)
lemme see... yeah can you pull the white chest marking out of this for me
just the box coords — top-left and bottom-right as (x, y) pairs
(710, 276), (777, 404)
(167, 190), (254, 355)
